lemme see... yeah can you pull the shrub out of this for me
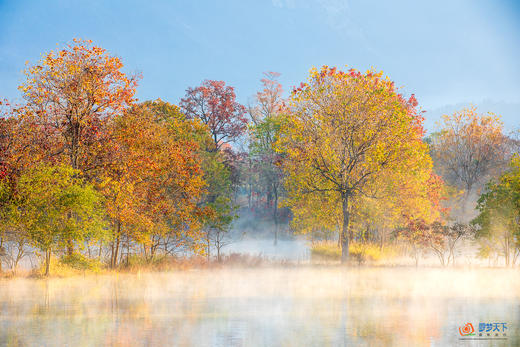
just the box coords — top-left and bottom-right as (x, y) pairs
(60, 253), (102, 272)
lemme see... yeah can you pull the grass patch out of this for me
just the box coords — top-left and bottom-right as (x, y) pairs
(311, 240), (399, 264)
(311, 241), (342, 260)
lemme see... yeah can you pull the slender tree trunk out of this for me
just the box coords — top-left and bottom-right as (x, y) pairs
(512, 248), (519, 266)
(111, 221), (121, 268)
(114, 235), (120, 268)
(505, 236), (510, 267)
(126, 236), (130, 266)
(67, 239), (73, 256)
(340, 193), (350, 263)
(413, 244), (419, 267)
(273, 188), (278, 246)
(248, 159), (252, 210)
(337, 225), (341, 248)
(206, 230), (211, 261)
(13, 239), (25, 273)
(110, 242), (114, 267)
(0, 236), (3, 273)
(66, 210), (74, 255)
(449, 243), (457, 266)
(45, 248), (51, 276)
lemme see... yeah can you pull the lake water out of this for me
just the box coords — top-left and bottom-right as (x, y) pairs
(1, 267), (519, 346)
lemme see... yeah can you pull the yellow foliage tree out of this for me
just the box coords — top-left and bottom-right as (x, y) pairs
(277, 66), (434, 262)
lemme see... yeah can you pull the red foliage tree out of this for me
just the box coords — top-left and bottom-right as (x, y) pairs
(180, 80), (247, 151)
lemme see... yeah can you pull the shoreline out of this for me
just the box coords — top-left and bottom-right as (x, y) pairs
(1, 261), (518, 281)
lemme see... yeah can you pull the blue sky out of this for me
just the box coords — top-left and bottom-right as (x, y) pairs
(1, 0), (519, 131)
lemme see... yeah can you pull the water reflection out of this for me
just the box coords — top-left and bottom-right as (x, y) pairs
(0, 268), (519, 346)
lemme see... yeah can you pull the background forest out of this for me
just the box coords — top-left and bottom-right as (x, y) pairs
(0, 40), (519, 275)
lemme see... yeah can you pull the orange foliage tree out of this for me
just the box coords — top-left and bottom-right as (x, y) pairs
(19, 38), (139, 175)
(103, 100), (208, 266)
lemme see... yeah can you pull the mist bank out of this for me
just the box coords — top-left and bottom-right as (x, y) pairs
(1, 267), (519, 346)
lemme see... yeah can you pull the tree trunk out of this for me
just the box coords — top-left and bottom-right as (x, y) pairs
(248, 159), (252, 210)
(273, 188), (278, 246)
(111, 222), (121, 268)
(206, 230), (211, 261)
(460, 183), (472, 222)
(113, 236), (120, 268)
(0, 236), (3, 273)
(45, 248), (51, 276)
(126, 236), (130, 266)
(67, 239), (74, 256)
(448, 244), (456, 266)
(505, 235), (510, 267)
(340, 193), (350, 263)
(413, 244), (419, 267)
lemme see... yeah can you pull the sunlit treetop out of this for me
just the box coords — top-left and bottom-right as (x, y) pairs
(19, 38), (140, 119)
(180, 80), (248, 151)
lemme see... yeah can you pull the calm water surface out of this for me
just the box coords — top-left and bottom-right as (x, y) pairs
(1, 267), (519, 346)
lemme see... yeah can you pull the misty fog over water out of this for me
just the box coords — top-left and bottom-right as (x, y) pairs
(1, 267), (519, 346)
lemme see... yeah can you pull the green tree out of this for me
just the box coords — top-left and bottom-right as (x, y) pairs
(200, 150), (237, 260)
(249, 112), (285, 243)
(14, 164), (105, 275)
(472, 156), (520, 266)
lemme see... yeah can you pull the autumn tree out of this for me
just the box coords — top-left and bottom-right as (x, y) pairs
(278, 66), (430, 262)
(396, 220), (472, 266)
(13, 164), (105, 275)
(0, 101), (31, 273)
(248, 72), (286, 244)
(180, 80), (247, 151)
(19, 39), (138, 173)
(444, 223), (473, 265)
(104, 100), (207, 266)
(0, 99), (12, 179)
(430, 107), (507, 219)
(18, 39), (138, 254)
(393, 219), (435, 267)
(179, 81), (243, 258)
